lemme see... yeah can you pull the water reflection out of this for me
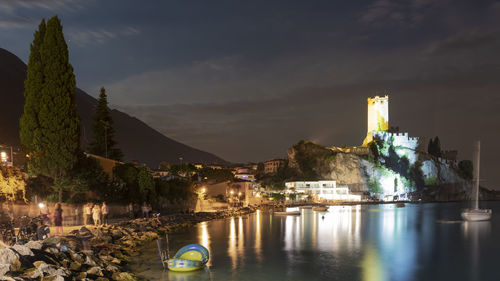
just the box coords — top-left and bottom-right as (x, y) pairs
(198, 222), (210, 265)
(462, 221), (491, 281)
(361, 245), (386, 281)
(131, 202), (499, 281)
(255, 210), (262, 263)
(228, 217), (237, 269)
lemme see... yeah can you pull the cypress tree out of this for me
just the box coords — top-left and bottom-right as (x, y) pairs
(20, 19), (46, 156)
(89, 87), (123, 160)
(21, 16), (80, 202)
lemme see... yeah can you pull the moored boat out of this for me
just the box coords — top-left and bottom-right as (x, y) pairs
(274, 211), (300, 215)
(461, 141), (492, 222)
(312, 206), (328, 212)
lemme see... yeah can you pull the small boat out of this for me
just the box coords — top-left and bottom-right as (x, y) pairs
(461, 141), (492, 222)
(312, 206), (328, 212)
(274, 211), (300, 216)
(396, 203), (405, 208)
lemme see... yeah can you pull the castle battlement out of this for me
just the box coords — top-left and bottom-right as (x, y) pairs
(373, 131), (420, 150)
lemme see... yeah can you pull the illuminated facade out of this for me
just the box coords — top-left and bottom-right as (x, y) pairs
(363, 95), (389, 146)
(285, 180), (361, 201)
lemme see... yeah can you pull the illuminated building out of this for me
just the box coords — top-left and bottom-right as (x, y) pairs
(363, 95), (389, 146)
(285, 180), (361, 201)
(264, 158), (285, 174)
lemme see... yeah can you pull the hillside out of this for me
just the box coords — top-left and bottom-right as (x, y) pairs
(0, 48), (226, 166)
(287, 140), (499, 201)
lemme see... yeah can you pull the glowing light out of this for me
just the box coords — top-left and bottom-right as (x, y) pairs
(238, 192), (242, 196)
(200, 187), (206, 193)
(38, 203), (45, 209)
(230, 190), (234, 195)
(0, 152), (7, 162)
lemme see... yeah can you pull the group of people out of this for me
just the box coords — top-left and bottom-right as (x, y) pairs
(39, 202), (64, 236)
(83, 202), (109, 226)
(127, 202), (153, 218)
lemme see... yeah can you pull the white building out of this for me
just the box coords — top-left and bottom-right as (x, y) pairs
(285, 180), (361, 201)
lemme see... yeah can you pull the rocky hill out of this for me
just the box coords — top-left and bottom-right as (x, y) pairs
(0, 48), (226, 167)
(287, 140), (498, 201)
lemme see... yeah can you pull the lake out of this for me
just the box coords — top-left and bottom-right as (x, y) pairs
(130, 202), (500, 281)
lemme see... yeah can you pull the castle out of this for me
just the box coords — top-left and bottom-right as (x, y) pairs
(362, 95), (389, 146)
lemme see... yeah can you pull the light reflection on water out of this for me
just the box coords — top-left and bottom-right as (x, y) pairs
(131, 202), (500, 281)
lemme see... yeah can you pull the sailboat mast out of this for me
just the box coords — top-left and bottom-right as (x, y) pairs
(473, 140), (480, 209)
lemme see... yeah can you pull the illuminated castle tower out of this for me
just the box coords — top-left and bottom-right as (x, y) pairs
(362, 95), (389, 146)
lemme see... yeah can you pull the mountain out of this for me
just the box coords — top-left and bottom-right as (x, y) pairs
(0, 48), (227, 167)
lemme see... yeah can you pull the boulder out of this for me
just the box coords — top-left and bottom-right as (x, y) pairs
(24, 240), (43, 250)
(112, 272), (137, 281)
(69, 261), (82, 271)
(0, 263), (11, 276)
(85, 255), (97, 266)
(0, 248), (20, 271)
(87, 266), (104, 276)
(12, 244), (34, 257)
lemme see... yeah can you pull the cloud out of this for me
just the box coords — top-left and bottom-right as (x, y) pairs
(66, 26), (141, 46)
(0, 0), (87, 29)
(0, 0), (85, 14)
(426, 29), (500, 55)
(360, 0), (443, 27)
(0, 16), (36, 29)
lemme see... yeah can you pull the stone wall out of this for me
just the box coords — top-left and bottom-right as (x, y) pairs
(0, 202), (129, 226)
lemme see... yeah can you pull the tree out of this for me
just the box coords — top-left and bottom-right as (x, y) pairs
(138, 167), (155, 201)
(458, 160), (473, 180)
(89, 87), (123, 160)
(20, 19), (45, 154)
(20, 16), (80, 202)
(0, 167), (27, 202)
(428, 136), (442, 157)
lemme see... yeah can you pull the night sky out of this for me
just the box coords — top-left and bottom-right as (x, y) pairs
(1, 0), (499, 189)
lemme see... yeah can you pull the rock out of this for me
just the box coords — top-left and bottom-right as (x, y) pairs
(70, 251), (85, 264)
(96, 277), (110, 281)
(87, 266), (103, 276)
(111, 229), (124, 239)
(75, 272), (87, 279)
(43, 275), (65, 281)
(24, 240), (43, 250)
(0, 263), (11, 275)
(85, 255), (97, 266)
(43, 237), (62, 245)
(105, 263), (119, 273)
(44, 246), (60, 254)
(112, 272), (137, 281)
(12, 244), (33, 256)
(69, 261), (81, 271)
(33, 260), (46, 269)
(0, 248), (20, 271)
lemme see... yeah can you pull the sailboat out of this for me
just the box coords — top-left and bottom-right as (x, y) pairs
(461, 141), (492, 221)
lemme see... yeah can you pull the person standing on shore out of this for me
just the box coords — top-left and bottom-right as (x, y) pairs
(53, 203), (63, 236)
(92, 203), (101, 226)
(101, 202), (109, 225)
(84, 203), (92, 226)
(40, 202), (50, 225)
(142, 202), (149, 218)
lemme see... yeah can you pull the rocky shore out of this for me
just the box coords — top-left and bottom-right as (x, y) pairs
(0, 207), (255, 280)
